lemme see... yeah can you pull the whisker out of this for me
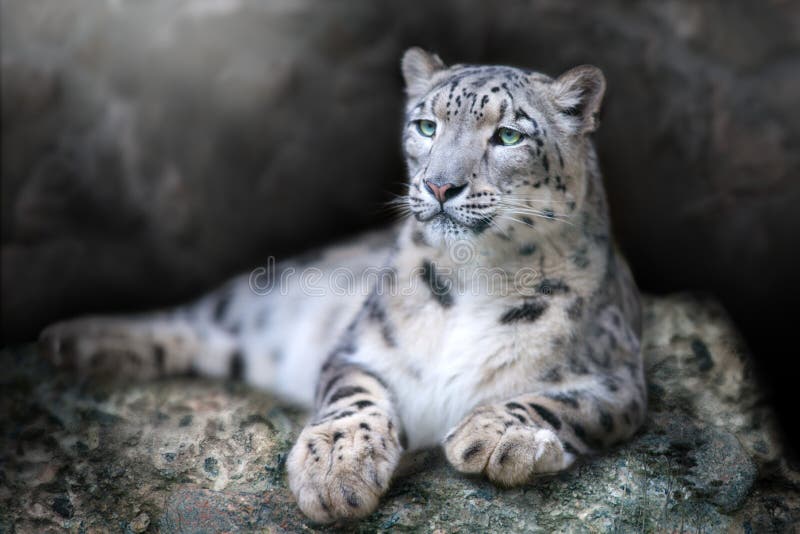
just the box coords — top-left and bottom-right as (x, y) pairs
(495, 201), (573, 218)
(478, 215), (512, 240)
(384, 195), (409, 205)
(498, 196), (572, 205)
(380, 194), (417, 221)
(490, 220), (513, 240)
(497, 211), (574, 226)
(495, 214), (535, 227)
(496, 205), (572, 218)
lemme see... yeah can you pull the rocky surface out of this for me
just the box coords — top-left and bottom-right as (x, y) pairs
(1, 294), (798, 532)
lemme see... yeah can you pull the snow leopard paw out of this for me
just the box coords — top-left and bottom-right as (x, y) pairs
(286, 410), (402, 523)
(443, 403), (566, 486)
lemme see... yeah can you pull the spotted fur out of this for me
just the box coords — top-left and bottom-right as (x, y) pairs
(40, 48), (645, 524)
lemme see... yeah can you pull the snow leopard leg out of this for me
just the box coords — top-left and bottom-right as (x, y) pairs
(38, 288), (247, 381)
(443, 372), (646, 486)
(286, 363), (405, 524)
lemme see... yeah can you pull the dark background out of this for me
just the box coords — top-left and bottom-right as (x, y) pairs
(2, 1), (799, 453)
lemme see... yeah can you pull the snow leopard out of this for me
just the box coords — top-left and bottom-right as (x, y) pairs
(40, 48), (646, 523)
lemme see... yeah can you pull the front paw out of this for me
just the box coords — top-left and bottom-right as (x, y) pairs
(286, 411), (402, 523)
(443, 404), (565, 486)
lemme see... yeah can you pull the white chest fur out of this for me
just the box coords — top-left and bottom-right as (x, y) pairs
(348, 289), (564, 450)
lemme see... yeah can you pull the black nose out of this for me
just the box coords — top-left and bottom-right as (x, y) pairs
(424, 181), (468, 204)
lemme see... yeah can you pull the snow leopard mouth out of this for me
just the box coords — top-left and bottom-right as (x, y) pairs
(420, 210), (493, 236)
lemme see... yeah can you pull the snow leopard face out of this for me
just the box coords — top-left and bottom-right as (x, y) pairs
(400, 48), (605, 246)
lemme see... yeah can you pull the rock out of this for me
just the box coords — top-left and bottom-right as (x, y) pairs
(160, 489), (287, 533)
(129, 512), (150, 533)
(203, 457), (219, 478)
(0, 294), (797, 531)
(50, 496), (73, 519)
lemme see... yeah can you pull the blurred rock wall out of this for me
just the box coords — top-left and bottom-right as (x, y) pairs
(3, 1), (799, 362)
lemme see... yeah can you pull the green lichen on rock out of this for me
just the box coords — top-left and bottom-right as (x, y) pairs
(1, 294), (798, 532)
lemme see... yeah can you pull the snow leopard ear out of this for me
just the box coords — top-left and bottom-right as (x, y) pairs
(401, 47), (446, 99)
(552, 65), (606, 134)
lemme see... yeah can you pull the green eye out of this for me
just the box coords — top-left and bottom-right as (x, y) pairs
(416, 120), (436, 137)
(496, 127), (523, 146)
